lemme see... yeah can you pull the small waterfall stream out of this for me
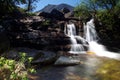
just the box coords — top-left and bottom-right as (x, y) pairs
(84, 19), (99, 42)
(65, 23), (86, 54)
(84, 19), (120, 60)
(65, 19), (120, 60)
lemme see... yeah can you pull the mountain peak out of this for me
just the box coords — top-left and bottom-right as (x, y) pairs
(37, 3), (74, 13)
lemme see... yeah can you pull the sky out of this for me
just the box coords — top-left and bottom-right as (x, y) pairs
(34, 0), (81, 11)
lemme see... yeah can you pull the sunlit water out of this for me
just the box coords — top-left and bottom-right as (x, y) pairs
(85, 19), (120, 60)
(89, 41), (120, 60)
(64, 19), (120, 60)
(84, 19), (99, 42)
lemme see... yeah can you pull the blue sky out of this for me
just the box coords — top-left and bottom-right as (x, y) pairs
(34, 0), (81, 11)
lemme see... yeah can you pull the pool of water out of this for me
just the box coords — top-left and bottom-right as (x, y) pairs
(29, 54), (120, 80)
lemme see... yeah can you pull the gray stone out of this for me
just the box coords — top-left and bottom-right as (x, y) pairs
(54, 56), (81, 66)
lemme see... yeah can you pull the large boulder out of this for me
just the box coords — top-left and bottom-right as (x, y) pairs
(32, 51), (57, 64)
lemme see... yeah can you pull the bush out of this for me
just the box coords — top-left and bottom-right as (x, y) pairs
(0, 52), (36, 80)
(96, 10), (120, 41)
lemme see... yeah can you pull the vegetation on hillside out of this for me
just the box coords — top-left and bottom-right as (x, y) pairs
(74, 0), (120, 47)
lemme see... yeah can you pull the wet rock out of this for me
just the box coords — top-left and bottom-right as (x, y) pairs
(54, 56), (81, 66)
(32, 51), (57, 64)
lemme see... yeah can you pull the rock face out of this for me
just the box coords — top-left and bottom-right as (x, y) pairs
(1, 16), (77, 51)
(0, 3), (85, 52)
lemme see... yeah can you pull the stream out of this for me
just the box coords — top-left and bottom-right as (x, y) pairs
(29, 54), (120, 80)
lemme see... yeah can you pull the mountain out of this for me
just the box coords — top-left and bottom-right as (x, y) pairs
(55, 3), (74, 12)
(39, 4), (56, 13)
(37, 3), (74, 13)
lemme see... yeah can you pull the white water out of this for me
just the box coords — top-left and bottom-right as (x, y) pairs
(65, 24), (76, 36)
(65, 24), (86, 54)
(89, 41), (120, 60)
(84, 19), (99, 42)
(65, 19), (120, 60)
(85, 19), (120, 60)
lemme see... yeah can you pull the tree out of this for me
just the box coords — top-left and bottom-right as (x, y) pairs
(94, 0), (120, 10)
(74, 0), (120, 15)
(0, 0), (40, 16)
(0, 0), (26, 16)
(25, 0), (40, 12)
(74, 2), (91, 19)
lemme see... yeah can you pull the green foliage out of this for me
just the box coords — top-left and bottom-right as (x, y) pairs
(0, 0), (40, 17)
(74, 0), (101, 20)
(27, 12), (36, 16)
(42, 19), (51, 26)
(96, 9), (120, 40)
(0, 0), (26, 14)
(97, 11), (114, 30)
(95, 59), (120, 80)
(74, 0), (120, 42)
(74, 2), (91, 19)
(25, 0), (40, 12)
(74, 0), (120, 17)
(0, 52), (36, 80)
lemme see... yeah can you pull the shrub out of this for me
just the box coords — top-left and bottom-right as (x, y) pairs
(0, 52), (36, 80)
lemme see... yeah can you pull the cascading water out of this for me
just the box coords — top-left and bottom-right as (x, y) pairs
(65, 23), (86, 54)
(84, 19), (99, 42)
(85, 19), (120, 60)
(64, 19), (120, 60)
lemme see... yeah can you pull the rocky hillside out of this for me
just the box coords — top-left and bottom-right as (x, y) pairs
(0, 3), (84, 52)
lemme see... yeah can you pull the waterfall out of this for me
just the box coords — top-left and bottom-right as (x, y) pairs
(64, 19), (120, 60)
(84, 19), (99, 42)
(65, 23), (86, 54)
(85, 19), (120, 60)
(66, 24), (76, 36)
